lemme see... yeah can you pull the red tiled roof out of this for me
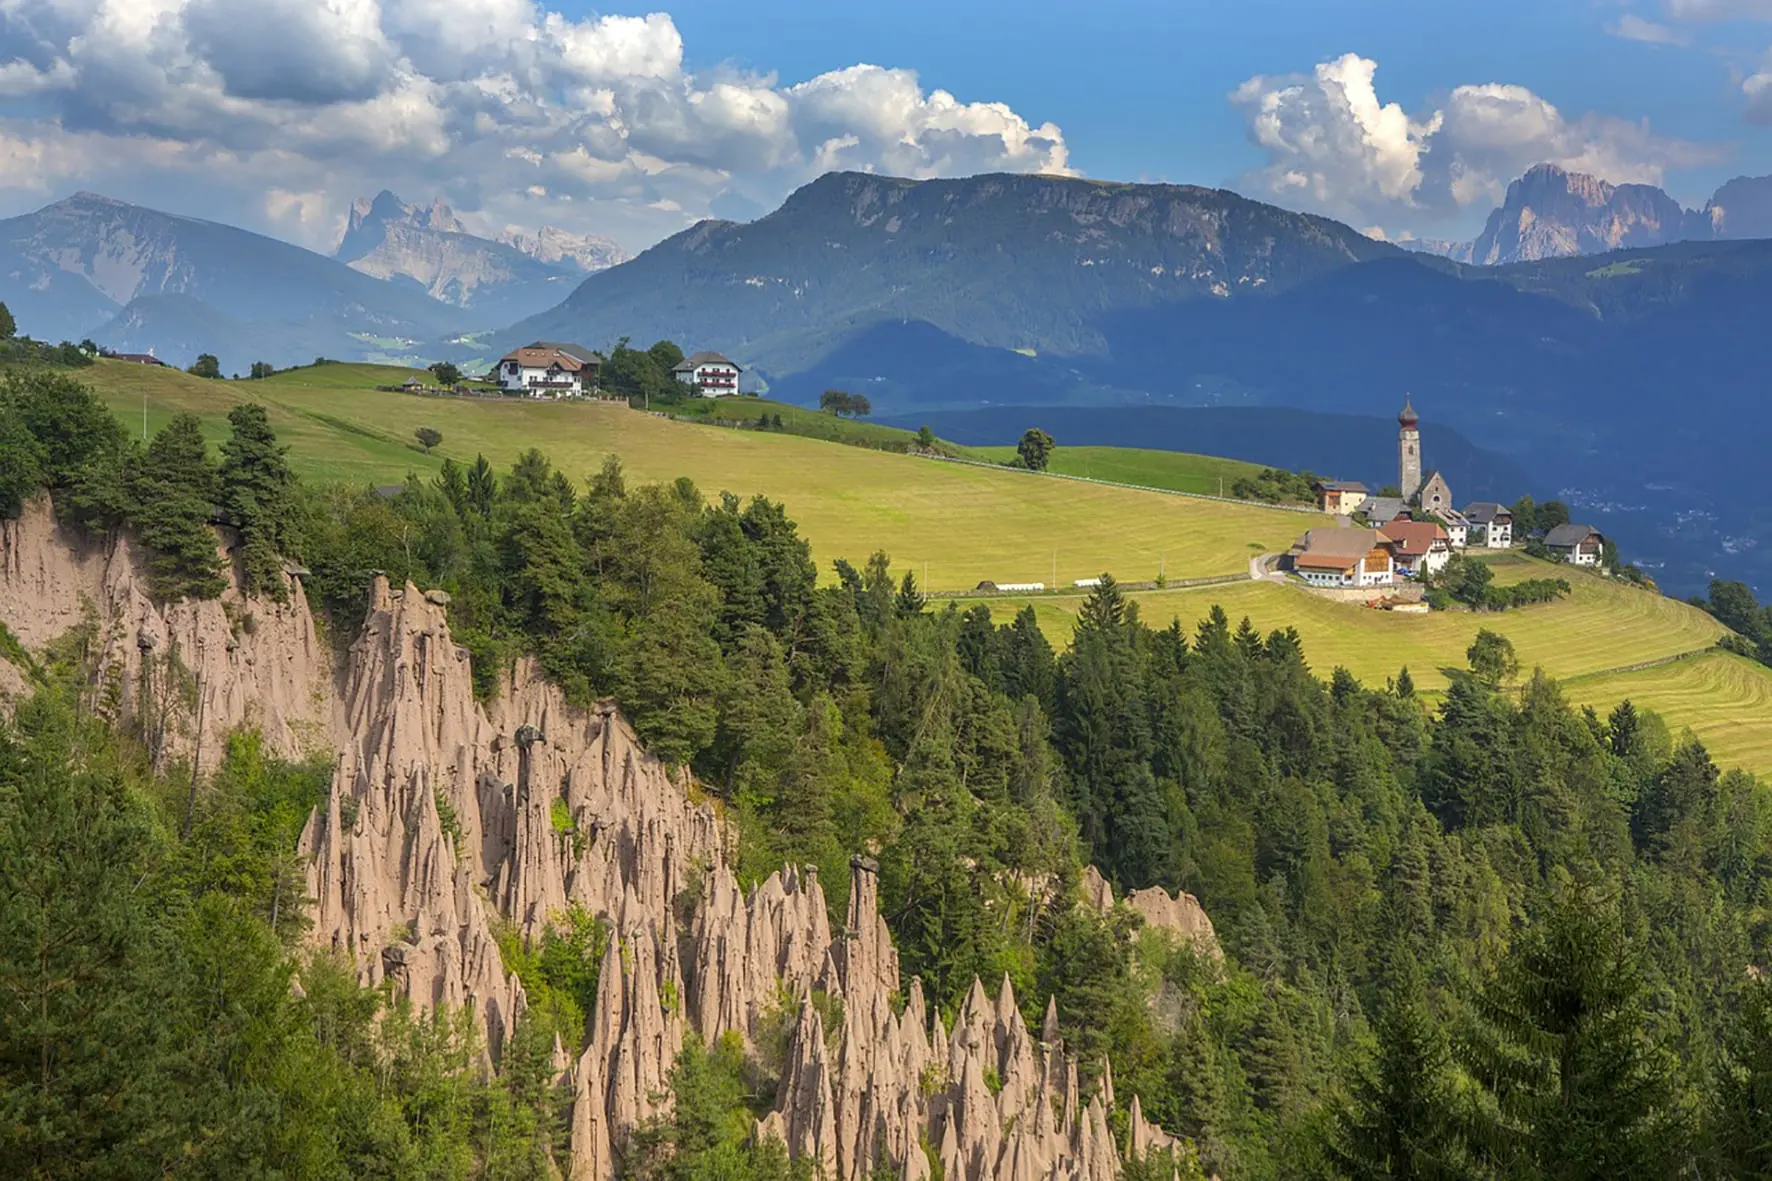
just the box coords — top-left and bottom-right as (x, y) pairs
(1380, 520), (1448, 556)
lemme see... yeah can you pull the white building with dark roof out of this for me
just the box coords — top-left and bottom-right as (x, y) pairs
(1546, 523), (1605, 566)
(1290, 527), (1398, 588)
(672, 351), (742, 396)
(496, 341), (601, 397)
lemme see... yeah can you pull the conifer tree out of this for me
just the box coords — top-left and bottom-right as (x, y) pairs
(1329, 959), (1478, 1180)
(1458, 886), (1686, 1178)
(130, 412), (225, 600)
(217, 403), (296, 600)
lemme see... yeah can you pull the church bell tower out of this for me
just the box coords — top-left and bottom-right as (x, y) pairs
(1398, 397), (1421, 502)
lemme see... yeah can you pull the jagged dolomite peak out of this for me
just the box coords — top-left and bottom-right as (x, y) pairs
(0, 496), (331, 773)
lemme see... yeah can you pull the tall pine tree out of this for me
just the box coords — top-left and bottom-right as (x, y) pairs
(217, 403), (297, 600)
(129, 412), (225, 600)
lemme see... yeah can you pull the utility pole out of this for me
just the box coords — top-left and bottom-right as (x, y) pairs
(143, 390), (148, 441)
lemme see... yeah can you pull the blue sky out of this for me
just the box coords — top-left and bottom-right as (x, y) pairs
(0, 0), (1767, 248)
(660, 0), (1767, 212)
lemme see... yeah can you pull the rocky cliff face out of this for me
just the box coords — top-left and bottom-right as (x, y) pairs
(303, 574), (1192, 1178)
(0, 496), (332, 774)
(1705, 175), (1772, 241)
(336, 191), (625, 320)
(1469, 164), (1693, 265)
(1, 511), (1196, 1178)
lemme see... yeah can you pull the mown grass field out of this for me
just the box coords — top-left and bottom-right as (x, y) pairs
(51, 361), (1772, 773)
(962, 557), (1772, 775)
(969, 444), (1268, 498)
(81, 360), (1321, 590)
(1561, 652), (1772, 774)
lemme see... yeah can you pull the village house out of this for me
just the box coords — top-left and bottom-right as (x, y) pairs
(1462, 502), (1515, 548)
(672, 351), (743, 396)
(1290, 527), (1397, 588)
(1382, 520), (1452, 577)
(1436, 508), (1471, 549)
(1313, 480), (1369, 515)
(1546, 523), (1606, 566)
(1355, 495), (1409, 526)
(106, 351), (168, 366)
(496, 341), (601, 398)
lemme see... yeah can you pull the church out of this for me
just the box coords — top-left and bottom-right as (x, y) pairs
(1315, 398), (1463, 540)
(1396, 397), (1454, 520)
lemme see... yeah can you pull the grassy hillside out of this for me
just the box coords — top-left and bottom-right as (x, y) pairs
(73, 360), (1768, 772)
(963, 556), (1772, 775)
(970, 444), (1269, 497)
(83, 360), (1319, 589)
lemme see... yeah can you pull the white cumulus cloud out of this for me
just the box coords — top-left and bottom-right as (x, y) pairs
(1230, 53), (1720, 229)
(0, 0), (1070, 251)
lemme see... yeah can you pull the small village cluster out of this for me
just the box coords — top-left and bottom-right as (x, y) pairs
(1286, 399), (1607, 592)
(491, 340), (743, 397)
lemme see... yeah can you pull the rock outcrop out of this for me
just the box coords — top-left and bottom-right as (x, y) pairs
(301, 577), (1191, 1178)
(1082, 866), (1220, 957)
(335, 190), (625, 319)
(0, 496), (332, 774)
(3, 512), (1200, 1179)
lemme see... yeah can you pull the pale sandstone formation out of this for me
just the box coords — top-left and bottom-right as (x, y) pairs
(0, 496), (331, 773)
(305, 577), (1192, 1178)
(1082, 866), (1220, 958)
(3, 510), (1201, 1178)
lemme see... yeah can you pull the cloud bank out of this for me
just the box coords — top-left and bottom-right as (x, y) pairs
(1229, 52), (1720, 231)
(0, 1), (1070, 249)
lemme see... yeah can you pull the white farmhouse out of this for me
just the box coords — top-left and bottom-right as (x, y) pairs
(1290, 527), (1397, 588)
(1462, 502), (1515, 549)
(496, 341), (601, 398)
(1546, 524), (1606, 566)
(672, 351), (743, 396)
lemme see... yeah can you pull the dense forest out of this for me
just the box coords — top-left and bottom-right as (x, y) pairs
(5, 366), (1772, 1178)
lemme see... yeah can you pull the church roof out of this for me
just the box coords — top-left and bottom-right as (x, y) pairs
(1398, 396), (1419, 428)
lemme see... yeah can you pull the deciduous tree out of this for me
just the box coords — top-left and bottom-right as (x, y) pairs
(1017, 427), (1055, 471)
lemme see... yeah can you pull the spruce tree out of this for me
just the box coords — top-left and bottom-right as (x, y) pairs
(1458, 887), (1686, 1178)
(1329, 960), (1478, 1179)
(130, 412), (225, 600)
(217, 403), (296, 600)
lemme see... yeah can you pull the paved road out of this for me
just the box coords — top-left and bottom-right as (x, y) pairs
(1248, 553), (1286, 582)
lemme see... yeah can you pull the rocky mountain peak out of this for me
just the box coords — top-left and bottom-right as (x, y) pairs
(495, 223), (628, 272)
(1470, 161), (1692, 265)
(1707, 174), (1772, 240)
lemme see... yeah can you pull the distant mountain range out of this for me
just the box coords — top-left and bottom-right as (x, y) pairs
(1404, 164), (1772, 265)
(0, 192), (467, 371)
(335, 192), (626, 322)
(498, 171), (1398, 373)
(5, 168), (1772, 592)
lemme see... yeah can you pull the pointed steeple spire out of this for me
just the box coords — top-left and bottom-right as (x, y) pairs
(1398, 395), (1419, 428)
